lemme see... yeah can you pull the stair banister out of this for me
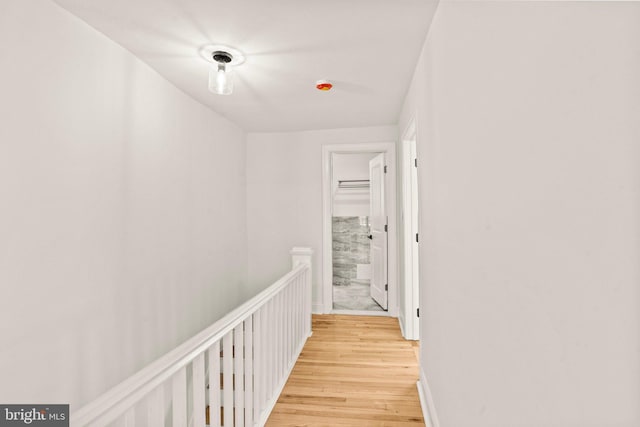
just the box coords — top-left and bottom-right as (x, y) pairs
(71, 247), (313, 427)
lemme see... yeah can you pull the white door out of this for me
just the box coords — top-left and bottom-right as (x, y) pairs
(369, 153), (388, 310)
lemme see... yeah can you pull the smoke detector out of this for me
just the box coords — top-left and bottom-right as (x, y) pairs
(316, 80), (333, 91)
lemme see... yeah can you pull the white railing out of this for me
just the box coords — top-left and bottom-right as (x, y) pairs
(72, 247), (313, 427)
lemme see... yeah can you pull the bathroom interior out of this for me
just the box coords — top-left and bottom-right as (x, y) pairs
(332, 153), (385, 312)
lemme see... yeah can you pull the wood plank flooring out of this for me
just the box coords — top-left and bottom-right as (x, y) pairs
(266, 314), (424, 426)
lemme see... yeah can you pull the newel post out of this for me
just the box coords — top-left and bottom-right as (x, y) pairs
(290, 247), (313, 269)
(290, 247), (313, 336)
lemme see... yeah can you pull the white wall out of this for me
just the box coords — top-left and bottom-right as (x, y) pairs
(246, 126), (397, 311)
(332, 153), (377, 217)
(401, 2), (640, 426)
(0, 0), (249, 409)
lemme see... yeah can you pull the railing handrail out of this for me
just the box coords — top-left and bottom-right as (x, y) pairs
(72, 262), (309, 425)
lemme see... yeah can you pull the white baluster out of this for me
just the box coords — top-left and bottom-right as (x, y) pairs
(283, 284), (289, 370)
(287, 285), (291, 369)
(298, 275), (303, 343)
(295, 277), (300, 349)
(123, 407), (135, 427)
(244, 316), (254, 427)
(147, 385), (164, 426)
(285, 279), (297, 369)
(208, 342), (221, 427)
(283, 290), (288, 378)
(285, 283), (292, 366)
(172, 367), (187, 427)
(266, 300), (273, 402)
(273, 293), (279, 388)
(253, 308), (263, 422)
(294, 276), (300, 350)
(223, 332), (234, 427)
(306, 268), (312, 336)
(193, 353), (206, 427)
(234, 324), (245, 427)
(272, 297), (278, 393)
(276, 291), (283, 384)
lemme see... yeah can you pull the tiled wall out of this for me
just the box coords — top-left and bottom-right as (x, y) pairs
(332, 216), (370, 286)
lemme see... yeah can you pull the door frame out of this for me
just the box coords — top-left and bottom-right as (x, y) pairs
(401, 118), (420, 340)
(321, 142), (398, 316)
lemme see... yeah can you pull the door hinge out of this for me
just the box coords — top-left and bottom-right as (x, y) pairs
(384, 224), (388, 232)
(417, 308), (420, 317)
(384, 165), (387, 173)
(385, 284), (388, 291)
(416, 233), (419, 243)
(414, 158), (418, 168)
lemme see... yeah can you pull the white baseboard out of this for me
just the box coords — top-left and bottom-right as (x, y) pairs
(312, 303), (324, 314)
(330, 309), (390, 317)
(399, 312), (406, 338)
(417, 368), (440, 427)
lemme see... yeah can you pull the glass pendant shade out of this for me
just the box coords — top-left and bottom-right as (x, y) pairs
(209, 63), (233, 95)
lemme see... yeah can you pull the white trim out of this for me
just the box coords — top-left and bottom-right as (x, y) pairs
(312, 303), (324, 314)
(417, 368), (440, 427)
(400, 118), (420, 340)
(322, 143), (398, 316)
(331, 309), (390, 317)
(398, 312), (406, 337)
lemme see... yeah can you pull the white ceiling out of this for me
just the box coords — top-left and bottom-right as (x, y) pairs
(54, 0), (435, 132)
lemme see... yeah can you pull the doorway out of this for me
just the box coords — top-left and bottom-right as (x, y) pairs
(331, 152), (381, 312)
(322, 143), (398, 316)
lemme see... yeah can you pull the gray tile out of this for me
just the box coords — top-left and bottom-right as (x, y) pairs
(332, 216), (370, 273)
(332, 279), (384, 311)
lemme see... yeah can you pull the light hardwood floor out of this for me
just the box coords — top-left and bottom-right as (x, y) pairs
(266, 314), (424, 426)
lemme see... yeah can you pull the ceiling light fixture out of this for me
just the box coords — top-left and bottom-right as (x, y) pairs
(210, 51), (234, 95)
(199, 45), (245, 96)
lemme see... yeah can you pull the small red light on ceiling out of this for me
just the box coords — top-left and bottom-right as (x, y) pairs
(316, 80), (333, 91)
